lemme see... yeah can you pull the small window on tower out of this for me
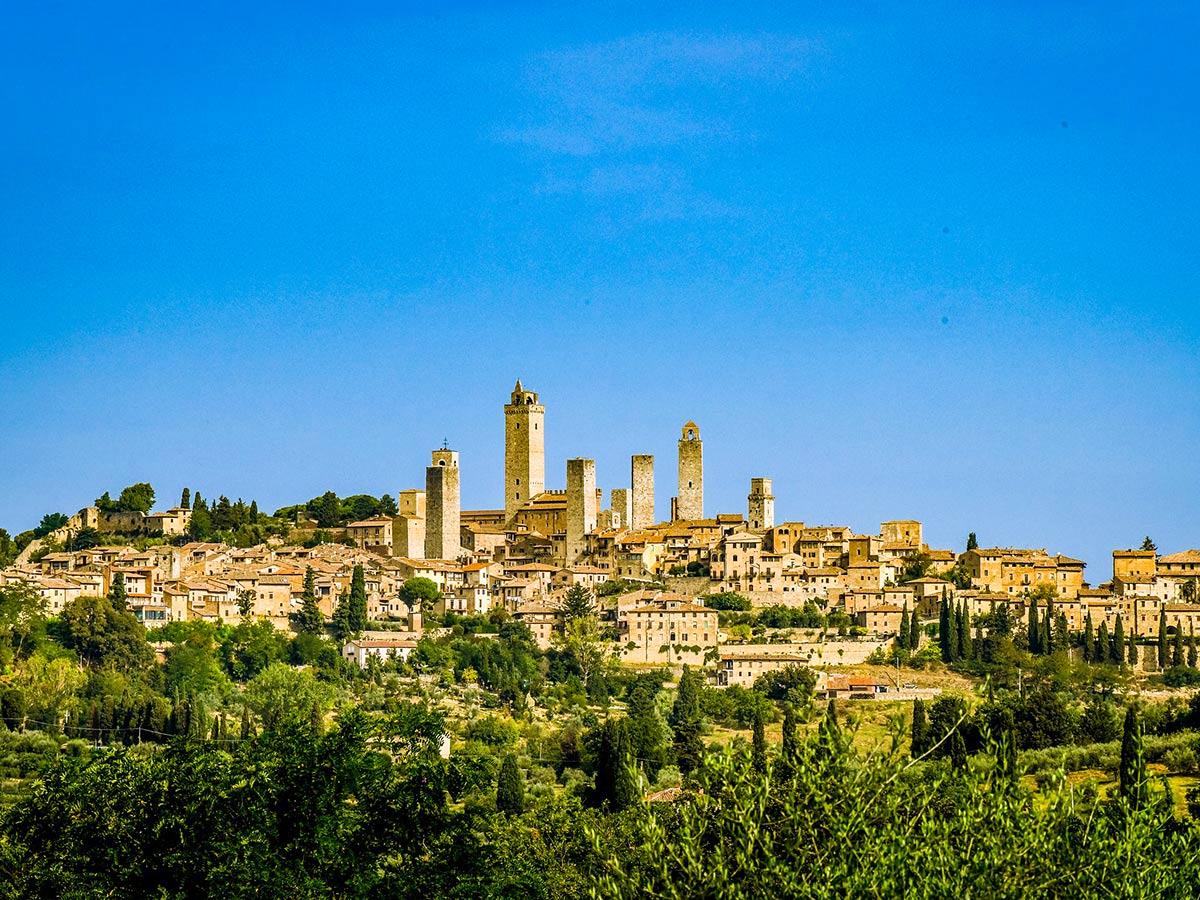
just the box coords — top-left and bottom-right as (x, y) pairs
(516, 478), (520, 485)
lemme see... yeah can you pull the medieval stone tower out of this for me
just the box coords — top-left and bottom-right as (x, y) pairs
(425, 448), (460, 560)
(504, 380), (545, 520)
(631, 454), (655, 528)
(565, 458), (597, 563)
(748, 477), (775, 531)
(610, 488), (632, 529)
(676, 423), (703, 521)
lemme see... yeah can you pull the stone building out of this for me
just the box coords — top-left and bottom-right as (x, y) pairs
(631, 454), (655, 528)
(565, 458), (597, 564)
(747, 477), (774, 531)
(504, 380), (545, 520)
(425, 448), (461, 560)
(675, 422), (703, 521)
(610, 488), (631, 529)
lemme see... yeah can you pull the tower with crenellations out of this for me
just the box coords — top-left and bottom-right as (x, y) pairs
(676, 422), (703, 521)
(504, 380), (545, 521)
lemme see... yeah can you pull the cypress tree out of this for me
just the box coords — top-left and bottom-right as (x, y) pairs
(496, 753), (525, 814)
(939, 597), (952, 663)
(1189, 626), (1198, 669)
(1044, 598), (1055, 653)
(898, 604), (911, 651)
(909, 607), (920, 651)
(1158, 610), (1169, 670)
(1113, 616), (1126, 664)
(957, 602), (971, 661)
(1028, 599), (1041, 655)
(240, 706), (252, 741)
(1055, 613), (1069, 656)
(1173, 624), (1184, 669)
(996, 706), (1018, 784)
(180, 487), (191, 509)
(298, 566), (324, 634)
(107, 572), (128, 611)
(310, 700), (324, 734)
(1096, 621), (1110, 665)
(210, 715), (220, 741)
(349, 564), (368, 633)
(1118, 706), (1147, 810)
(752, 714), (767, 771)
(596, 718), (640, 812)
(911, 699), (930, 757)
(1128, 629), (1139, 667)
(1083, 612), (1095, 663)
(781, 706), (798, 762)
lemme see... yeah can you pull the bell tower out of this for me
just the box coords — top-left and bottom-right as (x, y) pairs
(504, 380), (545, 520)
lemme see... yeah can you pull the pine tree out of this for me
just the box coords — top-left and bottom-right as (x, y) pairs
(1141, 536), (1157, 552)
(1118, 706), (1148, 809)
(107, 572), (128, 611)
(1096, 621), (1110, 665)
(1028, 598), (1041, 655)
(180, 487), (191, 509)
(1173, 624), (1184, 669)
(562, 583), (596, 622)
(911, 699), (930, 757)
(496, 753), (525, 814)
(898, 604), (911, 651)
(1083, 613), (1095, 663)
(1158, 611), (1169, 670)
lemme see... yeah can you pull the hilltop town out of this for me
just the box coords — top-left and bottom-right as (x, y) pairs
(2, 380), (1197, 689)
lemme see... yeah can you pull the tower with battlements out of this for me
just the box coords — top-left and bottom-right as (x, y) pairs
(504, 380), (545, 520)
(676, 423), (703, 521)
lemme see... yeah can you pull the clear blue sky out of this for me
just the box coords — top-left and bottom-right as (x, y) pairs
(2, 2), (1198, 579)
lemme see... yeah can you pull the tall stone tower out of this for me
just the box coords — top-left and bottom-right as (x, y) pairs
(748, 478), (775, 531)
(631, 454), (655, 528)
(676, 423), (703, 521)
(610, 488), (632, 529)
(504, 380), (545, 520)
(565, 458), (597, 563)
(425, 448), (460, 560)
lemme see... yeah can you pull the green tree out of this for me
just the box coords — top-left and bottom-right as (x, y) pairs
(0, 529), (16, 567)
(594, 717), (640, 812)
(34, 513), (68, 538)
(496, 753), (525, 814)
(671, 666), (706, 774)
(939, 596), (955, 663)
(107, 572), (129, 611)
(1158, 610), (1168, 670)
(188, 496), (213, 540)
(1128, 629), (1139, 666)
(752, 713), (767, 770)
(562, 583), (596, 621)
(316, 491), (341, 528)
(1095, 620), (1110, 665)
(1173, 624), (1184, 669)
(115, 482), (156, 514)
(897, 604), (911, 650)
(296, 567), (324, 634)
(1118, 705), (1148, 809)
(1182, 580), (1198, 604)
(1190, 626), (1198, 669)
(349, 565), (369, 633)
(379, 494), (398, 516)
(1141, 536), (1157, 552)
(180, 487), (191, 509)
(966, 532), (978, 551)
(909, 606), (920, 651)
(1083, 612), (1095, 663)
(956, 601), (971, 661)
(244, 661), (335, 730)
(911, 698), (930, 757)
(399, 577), (440, 613)
(781, 706), (798, 763)
(236, 589), (256, 619)
(1027, 597), (1041, 655)
(54, 595), (152, 672)
(1113, 616), (1126, 665)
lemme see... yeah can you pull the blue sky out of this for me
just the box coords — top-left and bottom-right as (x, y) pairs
(2, 2), (1198, 578)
